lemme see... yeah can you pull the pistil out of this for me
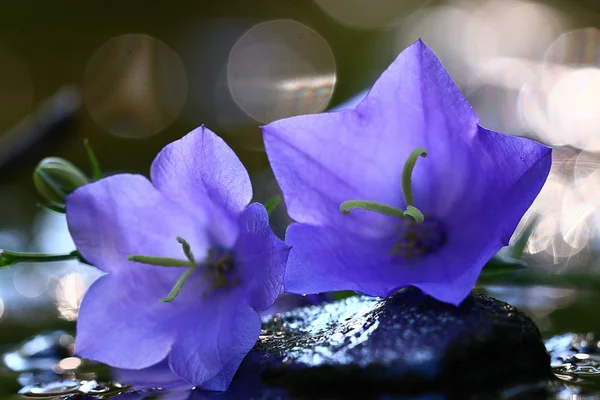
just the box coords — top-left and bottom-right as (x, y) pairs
(128, 237), (237, 303)
(339, 147), (428, 223)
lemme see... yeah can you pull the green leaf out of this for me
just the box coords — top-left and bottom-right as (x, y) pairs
(477, 215), (541, 284)
(509, 214), (540, 260)
(331, 290), (356, 301)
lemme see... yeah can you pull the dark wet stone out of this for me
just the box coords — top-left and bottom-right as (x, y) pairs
(7, 290), (552, 400)
(249, 289), (552, 398)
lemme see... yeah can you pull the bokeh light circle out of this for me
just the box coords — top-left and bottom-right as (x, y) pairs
(13, 264), (47, 298)
(227, 20), (336, 124)
(396, 5), (472, 87)
(546, 68), (600, 151)
(464, 0), (562, 63)
(84, 34), (187, 138)
(543, 27), (600, 71)
(464, 59), (538, 134)
(397, 1), (562, 89)
(539, 28), (600, 150)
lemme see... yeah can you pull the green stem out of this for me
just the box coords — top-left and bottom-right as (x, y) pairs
(263, 196), (282, 216)
(84, 138), (102, 181)
(0, 250), (82, 268)
(401, 147), (427, 207)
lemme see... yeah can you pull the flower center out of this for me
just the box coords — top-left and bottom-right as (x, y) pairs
(392, 218), (446, 259)
(202, 247), (239, 295)
(338, 147), (448, 257)
(128, 238), (239, 303)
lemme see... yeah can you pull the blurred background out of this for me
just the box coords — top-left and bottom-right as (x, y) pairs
(2, 0), (600, 395)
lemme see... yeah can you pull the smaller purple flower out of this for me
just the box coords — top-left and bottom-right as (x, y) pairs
(262, 40), (552, 306)
(66, 126), (290, 390)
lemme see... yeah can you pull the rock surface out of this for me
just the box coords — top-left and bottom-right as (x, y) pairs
(251, 289), (552, 398)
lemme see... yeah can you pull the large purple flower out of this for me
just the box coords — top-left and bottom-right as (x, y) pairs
(262, 40), (551, 306)
(66, 126), (290, 390)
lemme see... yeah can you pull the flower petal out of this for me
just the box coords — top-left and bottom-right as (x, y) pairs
(284, 223), (401, 297)
(469, 125), (552, 245)
(263, 107), (403, 236)
(150, 126), (252, 246)
(76, 275), (178, 369)
(268, 39), (552, 306)
(407, 126), (551, 305)
(113, 359), (191, 392)
(234, 203), (289, 311)
(66, 174), (208, 275)
(284, 218), (509, 305)
(168, 294), (261, 390)
(405, 225), (503, 305)
(263, 39), (480, 232)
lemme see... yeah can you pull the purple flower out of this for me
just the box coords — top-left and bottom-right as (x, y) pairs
(66, 126), (290, 390)
(262, 40), (551, 306)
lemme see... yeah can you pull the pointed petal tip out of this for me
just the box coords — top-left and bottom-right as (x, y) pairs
(150, 121), (252, 220)
(185, 123), (210, 139)
(404, 37), (436, 57)
(413, 37), (426, 47)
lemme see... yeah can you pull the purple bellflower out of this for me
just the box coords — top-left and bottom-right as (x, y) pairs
(262, 40), (551, 306)
(66, 126), (290, 390)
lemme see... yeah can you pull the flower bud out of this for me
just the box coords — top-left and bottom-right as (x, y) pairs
(33, 157), (89, 209)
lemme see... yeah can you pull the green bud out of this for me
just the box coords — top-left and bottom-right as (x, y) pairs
(33, 157), (89, 209)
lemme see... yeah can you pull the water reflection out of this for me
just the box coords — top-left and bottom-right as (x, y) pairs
(9, 326), (600, 399)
